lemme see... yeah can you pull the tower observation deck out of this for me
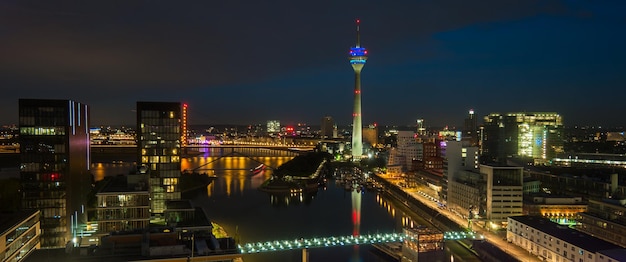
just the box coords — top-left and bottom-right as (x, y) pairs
(350, 19), (367, 160)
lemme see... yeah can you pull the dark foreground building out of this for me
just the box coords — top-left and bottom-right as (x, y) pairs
(19, 99), (91, 248)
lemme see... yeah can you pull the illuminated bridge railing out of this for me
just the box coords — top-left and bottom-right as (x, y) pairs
(238, 231), (483, 254)
(238, 233), (403, 254)
(443, 231), (482, 240)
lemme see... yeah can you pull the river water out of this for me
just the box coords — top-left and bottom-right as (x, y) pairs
(90, 148), (438, 262)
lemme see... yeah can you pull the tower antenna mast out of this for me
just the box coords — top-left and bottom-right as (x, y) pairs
(348, 18), (368, 161)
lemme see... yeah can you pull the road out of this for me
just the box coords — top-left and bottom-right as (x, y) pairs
(378, 174), (540, 262)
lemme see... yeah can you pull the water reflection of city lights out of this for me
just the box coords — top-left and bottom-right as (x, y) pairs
(225, 175), (232, 196)
(164, 148), (293, 198)
(238, 173), (245, 194)
(206, 182), (214, 197)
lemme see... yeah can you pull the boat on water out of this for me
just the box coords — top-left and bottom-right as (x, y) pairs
(250, 164), (265, 175)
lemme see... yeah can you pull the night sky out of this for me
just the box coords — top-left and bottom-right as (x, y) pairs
(1, 1), (625, 128)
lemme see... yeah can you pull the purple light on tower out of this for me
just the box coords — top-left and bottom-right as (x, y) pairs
(349, 19), (367, 160)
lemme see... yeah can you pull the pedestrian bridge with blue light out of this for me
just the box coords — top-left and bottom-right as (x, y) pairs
(238, 231), (483, 254)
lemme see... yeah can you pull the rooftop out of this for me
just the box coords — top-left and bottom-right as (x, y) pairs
(510, 215), (623, 253)
(166, 199), (195, 210)
(598, 249), (626, 261)
(99, 174), (148, 193)
(0, 210), (38, 236)
(24, 247), (241, 262)
(480, 163), (521, 168)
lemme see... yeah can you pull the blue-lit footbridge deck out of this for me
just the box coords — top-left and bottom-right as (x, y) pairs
(238, 231), (483, 254)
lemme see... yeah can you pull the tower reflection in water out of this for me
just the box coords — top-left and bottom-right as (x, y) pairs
(351, 189), (362, 262)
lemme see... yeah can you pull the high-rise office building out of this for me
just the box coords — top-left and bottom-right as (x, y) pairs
(397, 131), (419, 171)
(447, 164), (523, 227)
(481, 165), (523, 223)
(266, 120), (280, 134)
(482, 112), (563, 163)
(349, 19), (367, 160)
(137, 102), (182, 215)
(320, 116), (335, 139)
(416, 119), (426, 136)
(442, 141), (479, 204)
(463, 109), (479, 146)
(19, 99), (91, 247)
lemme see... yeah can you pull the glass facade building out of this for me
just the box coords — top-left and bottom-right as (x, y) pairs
(96, 192), (150, 233)
(19, 99), (90, 248)
(266, 120), (280, 134)
(95, 174), (150, 234)
(136, 102), (182, 214)
(481, 165), (524, 224)
(482, 112), (563, 163)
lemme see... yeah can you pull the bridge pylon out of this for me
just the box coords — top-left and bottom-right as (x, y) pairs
(302, 248), (309, 262)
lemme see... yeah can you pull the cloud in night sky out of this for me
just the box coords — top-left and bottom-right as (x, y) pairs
(0, 0), (624, 128)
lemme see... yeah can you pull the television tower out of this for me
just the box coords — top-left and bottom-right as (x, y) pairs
(349, 19), (367, 160)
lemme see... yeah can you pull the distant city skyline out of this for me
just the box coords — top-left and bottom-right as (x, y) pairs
(1, 1), (625, 127)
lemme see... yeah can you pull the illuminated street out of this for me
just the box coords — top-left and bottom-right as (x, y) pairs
(379, 173), (541, 262)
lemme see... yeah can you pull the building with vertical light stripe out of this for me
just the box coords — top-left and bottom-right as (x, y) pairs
(19, 99), (91, 248)
(349, 19), (367, 160)
(136, 102), (182, 215)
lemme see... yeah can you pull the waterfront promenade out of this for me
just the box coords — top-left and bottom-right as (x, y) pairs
(376, 173), (541, 262)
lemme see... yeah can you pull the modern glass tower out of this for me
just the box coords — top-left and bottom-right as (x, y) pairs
(349, 19), (367, 160)
(136, 102), (182, 215)
(482, 112), (563, 163)
(19, 99), (91, 248)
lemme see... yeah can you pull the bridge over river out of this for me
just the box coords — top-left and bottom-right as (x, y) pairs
(237, 231), (483, 254)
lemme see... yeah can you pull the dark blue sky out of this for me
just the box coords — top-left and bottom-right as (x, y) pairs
(1, 0), (625, 128)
